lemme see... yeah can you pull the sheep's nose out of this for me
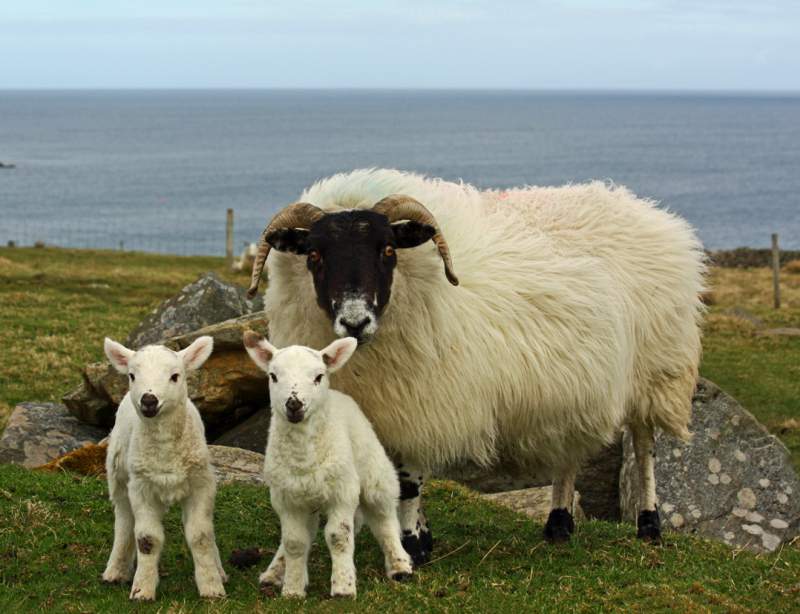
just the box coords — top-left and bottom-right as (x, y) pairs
(285, 397), (303, 413)
(339, 317), (370, 338)
(140, 393), (159, 417)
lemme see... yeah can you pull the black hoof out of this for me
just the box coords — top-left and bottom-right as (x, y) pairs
(544, 508), (575, 543)
(391, 571), (412, 582)
(637, 509), (662, 542)
(401, 527), (433, 567)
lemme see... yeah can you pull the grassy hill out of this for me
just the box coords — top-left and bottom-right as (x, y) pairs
(0, 246), (799, 611)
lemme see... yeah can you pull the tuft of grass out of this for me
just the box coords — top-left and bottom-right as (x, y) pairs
(0, 464), (799, 612)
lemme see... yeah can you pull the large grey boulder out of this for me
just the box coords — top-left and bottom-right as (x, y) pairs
(0, 403), (107, 468)
(126, 273), (263, 349)
(620, 378), (799, 552)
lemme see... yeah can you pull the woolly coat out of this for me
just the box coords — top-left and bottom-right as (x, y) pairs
(263, 169), (706, 474)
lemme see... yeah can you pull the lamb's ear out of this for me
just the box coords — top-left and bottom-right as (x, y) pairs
(104, 338), (134, 374)
(243, 330), (277, 371)
(320, 337), (358, 373)
(179, 336), (214, 371)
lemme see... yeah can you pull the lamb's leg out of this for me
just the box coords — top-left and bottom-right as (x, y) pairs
(260, 513), (318, 595)
(129, 493), (166, 601)
(544, 466), (577, 543)
(325, 507), (357, 598)
(102, 492), (136, 583)
(280, 511), (314, 598)
(182, 487), (226, 599)
(395, 460), (432, 566)
(363, 505), (413, 581)
(630, 421), (661, 542)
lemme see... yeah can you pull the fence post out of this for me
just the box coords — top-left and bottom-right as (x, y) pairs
(226, 208), (234, 266)
(771, 233), (780, 309)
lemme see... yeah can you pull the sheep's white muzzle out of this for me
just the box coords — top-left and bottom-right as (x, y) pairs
(333, 297), (378, 344)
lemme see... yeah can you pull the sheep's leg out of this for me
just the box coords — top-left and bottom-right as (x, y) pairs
(182, 488), (226, 599)
(279, 510), (314, 598)
(363, 505), (413, 581)
(129, 493), (166, 601)
(544, 466), (577, 543)
(395, 460), (432, 566)
(630, 421), (661, 542)
(325, 507), (357, 598)
(102, 492), (136, 584)
(260, 512), (317, 595)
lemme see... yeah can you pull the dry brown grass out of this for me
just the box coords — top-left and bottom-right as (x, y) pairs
(783, 259), (800, 274)
(707, 266), (800, 311)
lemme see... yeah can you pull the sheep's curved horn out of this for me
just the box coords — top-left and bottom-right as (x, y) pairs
(371, 194), (459, 286)
(247, 202), (326, 297)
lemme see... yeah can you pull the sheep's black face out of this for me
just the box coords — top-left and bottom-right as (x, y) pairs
(267, 210), (435, 344)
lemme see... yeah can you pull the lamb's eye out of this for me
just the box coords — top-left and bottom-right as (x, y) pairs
(384, 245), (395, 258)
(308, 250), (321, 263)
(129, 373), (135, 382)
(314, 373), (324, 384)
(170, 373), (179, 383)
(270, 373), (278, 383)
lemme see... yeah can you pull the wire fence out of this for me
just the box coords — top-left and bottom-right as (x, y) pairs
(1, 209), (262, 258)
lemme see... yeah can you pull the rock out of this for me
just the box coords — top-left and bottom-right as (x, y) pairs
(213, 408), (271, 453)
(619, 378), (800, 553)
(208, 445), (264, 485)
(441, 438), (622, 520)
(482, 487), (584, 522)
(63, 314), (271, 429)
(126, 273), (263, 349)
(0, 403), (107, 468)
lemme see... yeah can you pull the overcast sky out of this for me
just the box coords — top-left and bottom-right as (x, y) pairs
(1, 1), (798, 90)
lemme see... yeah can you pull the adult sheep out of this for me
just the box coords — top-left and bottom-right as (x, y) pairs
(247, 168), (705, 564)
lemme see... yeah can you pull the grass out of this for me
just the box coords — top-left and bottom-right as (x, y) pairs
(1, 463), (799, 613)
(1, 246), (799, 611)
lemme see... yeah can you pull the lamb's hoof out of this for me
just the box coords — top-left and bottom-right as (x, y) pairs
(637, 509), (662, 543)
(101, 571), (131, 585)
(129, 585), (155, 601)
(402, 528), (433, 566)
(544, 508), (575, 543)
(330, 590), (356, 599)
(391, 571), (412, 582)
(259, 581), (280, 598)
(199, 587), (226, 600)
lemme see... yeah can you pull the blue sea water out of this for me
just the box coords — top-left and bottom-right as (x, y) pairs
(1, 89), (798, 254)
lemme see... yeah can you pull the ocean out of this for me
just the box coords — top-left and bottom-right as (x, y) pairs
(1, 90), (798, 254)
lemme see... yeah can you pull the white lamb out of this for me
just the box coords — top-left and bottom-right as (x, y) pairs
(101, 336), (227, 601)
(242, 330), (413, 598)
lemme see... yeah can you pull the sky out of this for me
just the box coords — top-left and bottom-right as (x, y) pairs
(1, 1), (799, 90)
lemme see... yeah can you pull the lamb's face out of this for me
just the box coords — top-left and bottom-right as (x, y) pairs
(243, 331), (357, 425)
(266, 210), (436, 345)
(104, 336), (214, 420)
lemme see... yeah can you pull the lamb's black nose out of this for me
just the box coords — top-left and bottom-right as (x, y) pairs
(285, 397), (303, 413)
(140, 393), (159, 417)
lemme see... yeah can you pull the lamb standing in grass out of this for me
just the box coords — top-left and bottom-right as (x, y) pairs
(243, 330), (413, 598)
(101, 336), (227, 601)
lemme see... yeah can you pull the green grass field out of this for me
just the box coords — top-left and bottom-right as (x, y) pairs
(1, 246), (799, 611)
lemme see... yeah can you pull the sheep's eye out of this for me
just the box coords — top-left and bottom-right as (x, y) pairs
(170, 373), (179, 383)
(308, 250), (321, 263)
(314, 373), (324, 384)
(383, 245), (395, 258)
(270, 373), (278, 383)
(129, 373), (135, 382)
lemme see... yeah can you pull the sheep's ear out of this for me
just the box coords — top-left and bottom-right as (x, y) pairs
(266, 228), (311, 255)
(243, 330), (277, 371)
(179, 336), (214, 371)
(104, 338), (134, 374)
(321, 337), (358, 373)
(392, 221), (436, 248)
